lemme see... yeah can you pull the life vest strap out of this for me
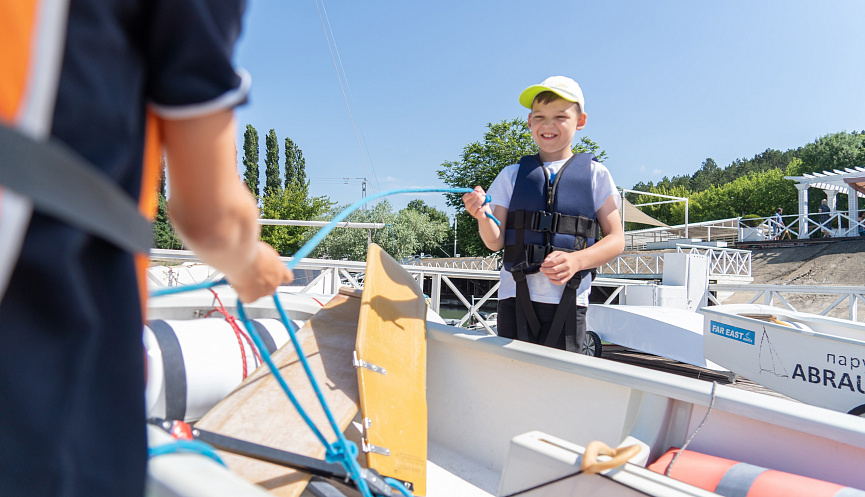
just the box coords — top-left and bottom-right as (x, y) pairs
(506, 209), (599, 239)
(543, 274), (583, 352)
(512, 271), (540, 341)
(0, 124), (152, 254)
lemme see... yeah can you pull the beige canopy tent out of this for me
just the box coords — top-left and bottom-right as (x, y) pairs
(620, 196), (669, 227)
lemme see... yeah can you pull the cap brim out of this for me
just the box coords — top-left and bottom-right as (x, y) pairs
(518, 84), (580, 109)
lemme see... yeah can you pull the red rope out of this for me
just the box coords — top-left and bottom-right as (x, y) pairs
(206, 289), (262, 378)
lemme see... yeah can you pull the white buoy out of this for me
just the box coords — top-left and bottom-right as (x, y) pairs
(143, 317), (301, 422)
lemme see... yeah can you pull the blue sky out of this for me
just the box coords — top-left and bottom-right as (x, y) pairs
(233, 1), (865, 217)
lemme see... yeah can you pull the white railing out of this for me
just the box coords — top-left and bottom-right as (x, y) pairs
(675, 244), (752, 277)
(709, 283), (865, 322)
(403, 255), (501, 271)
(597, 245), (752, 278)
(597, 253), (663, 276)
(738, 212), (864, 241)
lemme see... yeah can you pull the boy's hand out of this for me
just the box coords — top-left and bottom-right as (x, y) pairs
(229, 241), (294, 303)
(540, 250), (583, 285)
(462, 186), (491, 221)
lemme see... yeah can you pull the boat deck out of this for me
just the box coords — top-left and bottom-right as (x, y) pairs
(600, 345), (798, 402)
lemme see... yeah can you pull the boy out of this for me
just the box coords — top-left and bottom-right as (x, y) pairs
(463, 76), (624, 353)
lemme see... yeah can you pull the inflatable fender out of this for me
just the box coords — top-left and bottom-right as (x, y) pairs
(144, 318), (302, 422)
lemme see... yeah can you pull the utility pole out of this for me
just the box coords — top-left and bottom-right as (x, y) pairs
(453, 212), (458, 257)
(343, 177), (367, 198)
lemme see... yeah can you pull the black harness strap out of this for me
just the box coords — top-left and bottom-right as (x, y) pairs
(0, 125), (153, 254)
(543, 274), (583, 352)
(512, 271), (540, 341)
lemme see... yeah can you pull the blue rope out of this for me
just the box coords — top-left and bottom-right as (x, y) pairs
(148, 187), (500, 495)
(235, 301), (374, 496)
(149, 439), (227, 466)
(385, 477), (413, 496)
(150, 187), (497, 297)
(287, 187), (498, 270)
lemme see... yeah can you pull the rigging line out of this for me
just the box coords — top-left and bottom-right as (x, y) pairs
(312, 0), (380, 194)
(315, 4), (387, 235)
(319, 1), (380, 195)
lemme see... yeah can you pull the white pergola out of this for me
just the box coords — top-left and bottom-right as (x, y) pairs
(785, 166), (865, 237)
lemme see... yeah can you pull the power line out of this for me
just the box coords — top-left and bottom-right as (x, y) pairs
(313, 0), (380, 194)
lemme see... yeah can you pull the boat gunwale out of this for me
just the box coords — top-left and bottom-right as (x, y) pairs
(426, 321), (865, 451)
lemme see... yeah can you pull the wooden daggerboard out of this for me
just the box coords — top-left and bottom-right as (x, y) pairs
(356, 244), (428, 495)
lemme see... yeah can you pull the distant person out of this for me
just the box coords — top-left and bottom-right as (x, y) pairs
(818, 199), (832, 237)
(0, 2), (292, 497)
(773, 207), (791, 240)
(859, 212), (865, 237)
(462, 76), (624, 354)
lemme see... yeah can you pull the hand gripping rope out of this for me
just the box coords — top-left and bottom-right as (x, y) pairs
(149, 188), (497, 497)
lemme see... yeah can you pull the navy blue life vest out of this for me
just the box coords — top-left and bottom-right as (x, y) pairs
(502, 153), (599, 276)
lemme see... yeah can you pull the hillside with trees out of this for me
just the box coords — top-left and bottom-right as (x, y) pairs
(629, 131), (865, 227)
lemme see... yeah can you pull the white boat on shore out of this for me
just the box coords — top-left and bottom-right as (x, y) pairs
(702, 303), (865, 415)
(146, 247), (865, 497)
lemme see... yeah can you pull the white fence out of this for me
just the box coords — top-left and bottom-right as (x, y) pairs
(150, 249), (862, 332)
(597, 245), (752, 278)
(710, 283), (865, 322)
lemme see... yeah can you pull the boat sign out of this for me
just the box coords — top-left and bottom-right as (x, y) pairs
(709, 321), (755, 345)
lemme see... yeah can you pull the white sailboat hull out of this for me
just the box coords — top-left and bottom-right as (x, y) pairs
(702, 303), (865, 415)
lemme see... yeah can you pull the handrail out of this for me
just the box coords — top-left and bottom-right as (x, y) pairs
(709, 283), (865, 322)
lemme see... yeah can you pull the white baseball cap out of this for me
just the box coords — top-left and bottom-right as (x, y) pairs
(519, 76), (585, 111)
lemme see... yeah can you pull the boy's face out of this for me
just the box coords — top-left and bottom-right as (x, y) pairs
(527, 98), (587, 162)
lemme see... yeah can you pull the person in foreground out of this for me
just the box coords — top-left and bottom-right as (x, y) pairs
(0, 1), (292, 496)
(463, 76), (625, 354)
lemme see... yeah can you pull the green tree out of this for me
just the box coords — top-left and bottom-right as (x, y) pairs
(401, 200), (451, 256)
(260, 186), (333, 256)
(152, 159), (181, 249)
(264, 129), (280, 197)
(305, 200), (448, 262)
(437, 117), (607, 256)
(800, 131), (865, 176)
(284, 137), (307, 189)
(242, 124), (260, 197)
(689, 158), (720, 192)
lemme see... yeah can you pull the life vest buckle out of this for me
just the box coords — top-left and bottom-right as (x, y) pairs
(532, 211), (558, 233)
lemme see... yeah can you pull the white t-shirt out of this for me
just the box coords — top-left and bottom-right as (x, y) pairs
(486, 158), (621, 306)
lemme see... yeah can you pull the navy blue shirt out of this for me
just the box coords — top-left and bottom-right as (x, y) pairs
(0, 1), (248, 496)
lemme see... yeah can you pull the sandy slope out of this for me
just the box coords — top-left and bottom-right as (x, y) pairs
(722, 238), (865, 319)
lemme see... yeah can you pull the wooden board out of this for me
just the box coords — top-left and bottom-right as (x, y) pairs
(356, 244), (428, 495)
(195, 287), (362, 497)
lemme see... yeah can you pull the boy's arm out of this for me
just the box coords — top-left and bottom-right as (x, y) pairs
(462, 186), (507, 251)
(160, 109), (294, 302)
(540, 195), (625, 285)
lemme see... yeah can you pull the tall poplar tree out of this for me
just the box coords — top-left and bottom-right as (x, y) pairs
(284, 137), (296, 188)
(242, 124), (259, 197)
(264, 128), (281, 197)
